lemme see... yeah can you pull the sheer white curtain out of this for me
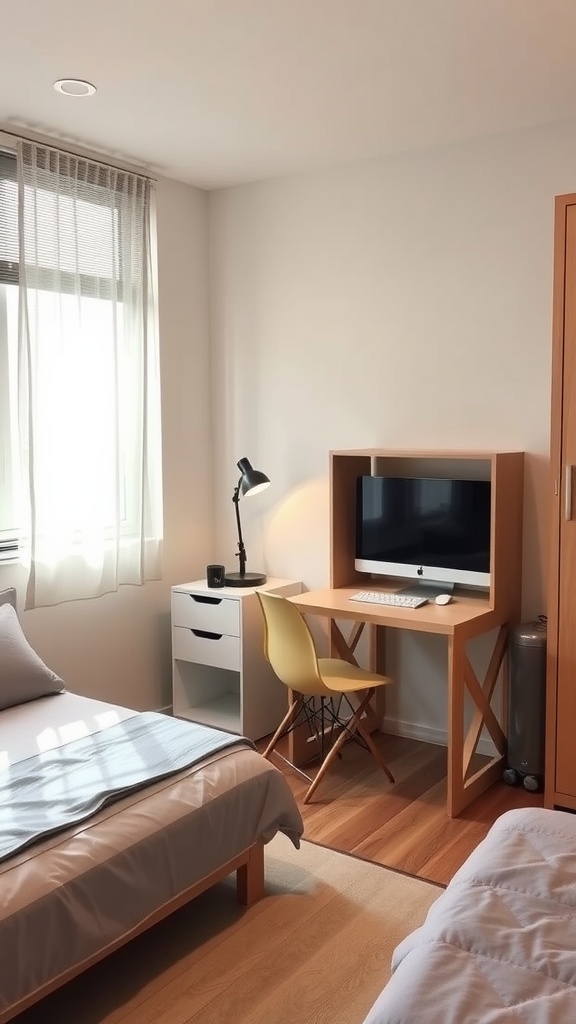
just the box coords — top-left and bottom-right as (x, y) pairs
(15, 140), (163, 608)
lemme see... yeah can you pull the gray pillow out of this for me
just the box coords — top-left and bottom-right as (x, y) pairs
(0, 603), (64, 710)
(0, 587), (17, 609)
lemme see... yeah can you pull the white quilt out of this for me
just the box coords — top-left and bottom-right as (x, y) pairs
(363, 807), (576, 1024)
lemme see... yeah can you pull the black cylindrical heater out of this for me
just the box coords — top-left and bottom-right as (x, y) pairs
(503, 618), (547, 792)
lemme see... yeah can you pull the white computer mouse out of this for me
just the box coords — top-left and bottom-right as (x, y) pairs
(435, 593), (453, 606)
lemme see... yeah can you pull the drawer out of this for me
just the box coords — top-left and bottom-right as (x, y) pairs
(172, 625), (240, 671)
(172, 591), (240, 636)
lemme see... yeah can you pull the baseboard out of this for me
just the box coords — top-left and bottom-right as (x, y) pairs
(382, 716), (497, 758)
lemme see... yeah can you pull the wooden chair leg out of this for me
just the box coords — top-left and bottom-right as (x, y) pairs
(303, 691), (372, 802)
(303, 689), (394, 802)
(356, 717), (395, 783)
(263, 695), (303, 759)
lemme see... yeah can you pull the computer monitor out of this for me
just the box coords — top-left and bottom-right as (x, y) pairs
(355, 475), (492, 590)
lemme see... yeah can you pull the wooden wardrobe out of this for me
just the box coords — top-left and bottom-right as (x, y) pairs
(545, 193), (576, 810)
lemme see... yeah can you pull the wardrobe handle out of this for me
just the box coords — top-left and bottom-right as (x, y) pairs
(565, 465), (574, 520)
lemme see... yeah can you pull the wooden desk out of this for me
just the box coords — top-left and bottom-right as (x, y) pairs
(289, 586), (510, 817)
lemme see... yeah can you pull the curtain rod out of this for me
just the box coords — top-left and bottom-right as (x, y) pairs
(0, 124), (158, 183)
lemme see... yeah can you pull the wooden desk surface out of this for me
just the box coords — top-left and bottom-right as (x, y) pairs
(290, 585), (496, 636)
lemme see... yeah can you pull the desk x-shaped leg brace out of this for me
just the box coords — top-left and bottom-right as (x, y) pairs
(447, 624), (509, 817)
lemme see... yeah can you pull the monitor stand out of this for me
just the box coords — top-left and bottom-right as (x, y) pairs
(397, 580), (455, 599)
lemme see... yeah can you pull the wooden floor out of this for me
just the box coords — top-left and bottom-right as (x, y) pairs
(256, 730), (543, 886)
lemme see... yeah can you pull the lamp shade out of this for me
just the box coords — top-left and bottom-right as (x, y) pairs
(237, 457), (270, 498)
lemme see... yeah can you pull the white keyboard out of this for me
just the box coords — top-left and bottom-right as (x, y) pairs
(349, 590), (429, 609)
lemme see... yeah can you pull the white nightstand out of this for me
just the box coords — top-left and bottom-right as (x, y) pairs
(171, 577), (302, 740)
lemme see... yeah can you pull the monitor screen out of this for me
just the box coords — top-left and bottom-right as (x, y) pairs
(355, 476), (492, 588)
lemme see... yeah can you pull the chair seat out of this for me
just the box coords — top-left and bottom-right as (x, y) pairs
(317, 657), (392, 692)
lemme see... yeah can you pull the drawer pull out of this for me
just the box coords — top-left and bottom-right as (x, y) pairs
(190, 595), (222, 606)
(190, 629), (223, 640)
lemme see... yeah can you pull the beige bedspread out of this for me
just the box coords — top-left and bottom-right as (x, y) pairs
(0, 692), (303, 1021)
(363, 807), (576, 1024)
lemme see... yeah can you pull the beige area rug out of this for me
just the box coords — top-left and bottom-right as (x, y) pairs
(15, 835), (442, 1024)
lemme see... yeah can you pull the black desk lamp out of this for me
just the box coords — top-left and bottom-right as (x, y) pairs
(224, 457), (270, 587)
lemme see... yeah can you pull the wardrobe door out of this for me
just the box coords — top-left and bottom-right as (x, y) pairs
(547, 197), (576, 806)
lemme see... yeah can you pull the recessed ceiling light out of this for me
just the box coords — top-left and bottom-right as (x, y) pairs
(53, 79), (97, 97)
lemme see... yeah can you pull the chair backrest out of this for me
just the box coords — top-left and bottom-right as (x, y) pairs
(257, 592), (332, 697)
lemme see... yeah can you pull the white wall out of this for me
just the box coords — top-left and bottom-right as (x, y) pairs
(208, 118), (576, 743)
(0, 174), (212, 712)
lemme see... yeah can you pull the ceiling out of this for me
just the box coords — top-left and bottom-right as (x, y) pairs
(2, 0), (576, 190)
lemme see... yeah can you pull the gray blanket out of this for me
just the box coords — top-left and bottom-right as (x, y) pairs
(0, 712), (254, 861)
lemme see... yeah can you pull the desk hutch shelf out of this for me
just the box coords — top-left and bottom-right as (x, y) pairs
(330, 448), (524, 619)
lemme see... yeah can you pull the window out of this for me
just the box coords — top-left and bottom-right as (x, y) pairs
(0, 138), (163, 608)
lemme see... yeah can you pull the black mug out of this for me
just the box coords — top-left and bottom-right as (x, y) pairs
(206, 564), (226, 588)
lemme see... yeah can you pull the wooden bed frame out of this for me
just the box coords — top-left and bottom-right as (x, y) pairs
(2, 839), (264, 1023)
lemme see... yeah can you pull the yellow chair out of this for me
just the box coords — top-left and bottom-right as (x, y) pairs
(257, 591), (395, 803)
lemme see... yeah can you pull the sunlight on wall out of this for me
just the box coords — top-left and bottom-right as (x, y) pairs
(264, 476), (329, 590)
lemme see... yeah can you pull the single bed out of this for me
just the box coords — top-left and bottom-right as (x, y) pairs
(0, 588), (303, 1023)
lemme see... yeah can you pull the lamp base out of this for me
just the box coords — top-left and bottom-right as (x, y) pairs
(224, 571), (267, 588)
